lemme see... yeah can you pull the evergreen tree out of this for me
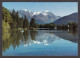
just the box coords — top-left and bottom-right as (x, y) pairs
(15, 11), (19, 28)
(30, 18), (37, 28)
(10, 10), (18, 29)
(11, 9), (15, 20)
(23, 16), (29, 28)
(19, 17), (24, 28)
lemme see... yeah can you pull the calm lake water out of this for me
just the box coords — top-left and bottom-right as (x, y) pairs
(2, 30), (78, 56)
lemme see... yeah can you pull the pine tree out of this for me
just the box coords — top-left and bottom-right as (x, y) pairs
(23, 16), (29, 28)
(10, 9), (17, 29)
(19, 17), (24, 28)
(15, 11), (19, 28)
(11, 9), (15, 20)
(30, 18), (37, 28)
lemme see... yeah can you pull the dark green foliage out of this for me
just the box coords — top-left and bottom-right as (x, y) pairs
(23, 16), (29, 28)
(9, 9), (24, 29)
(11, 9), (15, 20)
(38, 23), (55, 28)
(19, 17), (24, 28)
(55, 22), (77, 30)
(68, 22), (77, 30)
(30, 18), (37, 28)
(10, 9), (18, 29)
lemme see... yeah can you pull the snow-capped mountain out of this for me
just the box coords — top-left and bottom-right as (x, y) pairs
(34, 10), (58, 24)
(18, 9), (59, 24)
(18, 10), (33, 21)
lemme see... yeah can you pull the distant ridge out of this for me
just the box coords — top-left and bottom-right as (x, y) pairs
(53, 13), (78, 25)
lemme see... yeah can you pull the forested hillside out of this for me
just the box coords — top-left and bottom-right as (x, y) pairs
(2, 7), (37, 31)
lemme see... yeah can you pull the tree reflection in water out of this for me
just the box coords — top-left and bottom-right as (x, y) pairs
(2, 30), (38, 52)
(2, 29), (78, 52)
(30, 30), (38, 40)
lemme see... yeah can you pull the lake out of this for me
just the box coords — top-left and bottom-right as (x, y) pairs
(2, 30), (78, 56)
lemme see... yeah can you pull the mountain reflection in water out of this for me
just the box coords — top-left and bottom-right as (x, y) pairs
(2, 30), (78, 56)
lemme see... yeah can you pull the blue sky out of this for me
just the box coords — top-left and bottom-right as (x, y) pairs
(2, 2), (78, 17)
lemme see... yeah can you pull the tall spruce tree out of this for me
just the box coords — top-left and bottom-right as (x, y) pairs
(10, 10), (19, 29)
(30, 17), (37, 28)
(15, 11), (19, 28)
(19, 17), (23, 28)
(23, 16), (29, 28)
(11, 9), (15, 20)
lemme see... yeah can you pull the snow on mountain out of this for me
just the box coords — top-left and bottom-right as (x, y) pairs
(23, 9), (28, 11)
(33, 11), (41, 15)
(17, 9), (58, 24)
(18, 10), (33, 21)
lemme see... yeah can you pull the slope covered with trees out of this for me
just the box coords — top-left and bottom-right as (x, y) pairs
(2, 7), (12, 30)
(2, 7), (37, 31)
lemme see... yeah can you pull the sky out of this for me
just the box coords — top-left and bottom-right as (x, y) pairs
(2, 2), (78, 17)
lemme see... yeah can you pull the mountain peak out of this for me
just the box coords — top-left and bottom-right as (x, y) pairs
(17, 9), (58, 24)
(33, 11), (41, 15)
(43, 10), (49, 12)
(23, 9), (31, 12)
(23, 9), (28, 11)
